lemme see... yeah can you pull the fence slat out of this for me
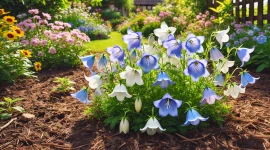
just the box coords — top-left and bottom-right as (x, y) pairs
(242, 0), (246, 23)
(268, 0), (270, 24)
(236, 0), (240, 23)
(258, 0), (263, 26)
(250, 0), (255, 24)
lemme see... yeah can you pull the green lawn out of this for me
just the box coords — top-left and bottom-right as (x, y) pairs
(82, 31), (147, 55)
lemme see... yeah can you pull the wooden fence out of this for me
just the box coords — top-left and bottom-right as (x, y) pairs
(207, 0), (270, 26)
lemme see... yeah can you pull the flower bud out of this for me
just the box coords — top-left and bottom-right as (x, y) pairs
(119, 118), (129, 134)
(135, 98), (142, 113)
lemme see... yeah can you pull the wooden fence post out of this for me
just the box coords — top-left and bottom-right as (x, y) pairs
(258, 0), (263, 26)
(235, 0), (240, 23)
(250, 0), (254, 24)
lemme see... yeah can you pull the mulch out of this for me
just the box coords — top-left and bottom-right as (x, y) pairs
(0, 67), (269, 150)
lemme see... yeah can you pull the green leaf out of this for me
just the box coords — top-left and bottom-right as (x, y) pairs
(0, 108), (6, 113)
(0, 113), (11, 120)
(256, 64), (268, 72)
(12, 106), (25, 113)
(0, 102), (6, 106)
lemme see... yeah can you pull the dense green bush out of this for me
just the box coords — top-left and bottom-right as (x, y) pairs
(0, 0), (69, 16)
(141, 22), (160, 37)
(101, 9), (122, 20)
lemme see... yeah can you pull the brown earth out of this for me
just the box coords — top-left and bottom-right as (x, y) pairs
(0, 67), (269, 150)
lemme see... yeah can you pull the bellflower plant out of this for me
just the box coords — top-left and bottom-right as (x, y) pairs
(78, 21), (258, 135)
(237, 48), (254, 67)
(137, 53), (159, 73)
(107, 45), (125, 65)
(154, 93), (182, 117)
(162, 34), (182, 58)
(153, 71), (174, 89)
(71, 88), (90, 104)
(182, 109), (208, 126)
(123, 28), (142, 51)
(80, 55), (95, 69)
(210, 48), (224, 61)
(108, 84), (132, 101)
(216, 26), (230, 48)
(214, 74), (224, 86)
(140, 117), (166, 135)
(120, 66), (143, 86)
(154, 22), (176, 45)
(184, 59), (209, 82)
(240, 71), (259, 87)
(200, 88), (223, 105)
(182, 33), (205, 55)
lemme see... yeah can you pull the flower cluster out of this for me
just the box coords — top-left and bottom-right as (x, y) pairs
(0, 9), (34, 82)
(73, 22), (258, 135)
(17, 9), (90, 69)
(56, 2), (110, 40)
(227, 21), (269, 47)
(226, 21), (270, 72)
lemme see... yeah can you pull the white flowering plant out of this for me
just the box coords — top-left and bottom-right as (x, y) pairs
(72, 22), (258, 134)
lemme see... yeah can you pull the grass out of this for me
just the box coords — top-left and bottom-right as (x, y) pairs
(82, 31), (148, 55)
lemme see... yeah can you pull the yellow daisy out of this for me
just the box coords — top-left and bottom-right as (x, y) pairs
(3, 31), (18, 40)
(3, 16), (17, 24)
(20, 50), (32, 58)
(11, 26), (24, 37)
(34, 62), (42, 71)
(0, 9), (9, 15)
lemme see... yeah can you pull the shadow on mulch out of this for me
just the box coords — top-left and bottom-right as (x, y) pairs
(0, 67), (269, 149)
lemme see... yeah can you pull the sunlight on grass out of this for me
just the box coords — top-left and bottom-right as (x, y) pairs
(82, 31), (148, 55)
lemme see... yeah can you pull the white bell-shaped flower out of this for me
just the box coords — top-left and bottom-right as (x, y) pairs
(154, 22), (176, 45)
(224, 84), (245, 98)
(119, 118), (129, 134)
(135, 98), (142, 113)
(120, 66), (144, 87)
(84, 74), (102, 89)
(216, 60), (234, 73)
(108, 84), (132, 101)
(140, 117), (166, 135)
(161, 54), (181, 68)
(216, 26), (230, 49)
(144, 35), (158, 55)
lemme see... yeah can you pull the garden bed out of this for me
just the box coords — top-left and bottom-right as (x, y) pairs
(0, 67), (269, 149)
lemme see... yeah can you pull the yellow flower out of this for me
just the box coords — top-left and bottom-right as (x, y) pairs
(3, 16), (17, 24)
(34, 62), (42, 71)
(3, 31), (18, 40)
(0, 9), (9, 15)
(20, 50), (32, 58)
(11, 26), (24, 37)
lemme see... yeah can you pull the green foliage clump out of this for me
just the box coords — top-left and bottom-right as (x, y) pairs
(52, 77), (75, 92)
(0, 97), (24, 120)
(0, 0), (69, 16)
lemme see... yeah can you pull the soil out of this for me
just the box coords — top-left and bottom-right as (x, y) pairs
(0, 67), (269, 150)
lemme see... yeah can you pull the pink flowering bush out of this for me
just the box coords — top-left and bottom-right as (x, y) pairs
(185, 11), (215, 37)
(17, 9), (90, 69)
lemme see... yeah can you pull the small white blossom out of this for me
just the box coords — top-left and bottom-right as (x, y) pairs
(108, 84), (132, 101)
(135, 98), (142, 113)
(216, 60), (234, 73)
(224, 84), (245, 98)
(140, 117), (166, 135)
(216, 26), (230, 49)
(119, 118), (129, 134)
(120, 66), (143, 87)
(154, 22), (176, 45)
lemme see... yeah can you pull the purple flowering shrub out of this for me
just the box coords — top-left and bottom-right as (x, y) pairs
(227, 21), (270, 72)
(70, 22), (259, 134)
(55, 2), (111, 40)
(17, 9), (90, 69)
